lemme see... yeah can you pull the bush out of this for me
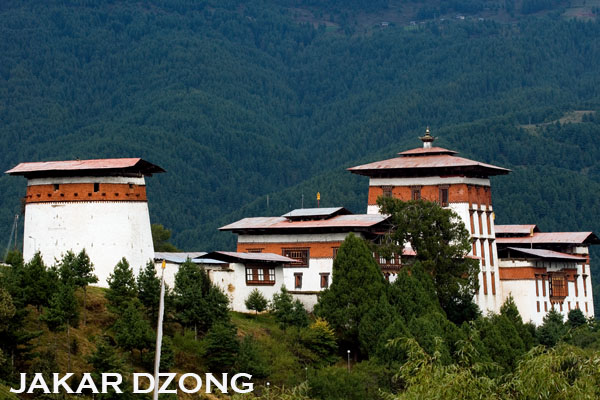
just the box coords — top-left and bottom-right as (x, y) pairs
(245, 289), (269, 314)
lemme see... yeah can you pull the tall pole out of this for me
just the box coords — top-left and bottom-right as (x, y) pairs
(153, 260), (167, 400)
(347, 350), (351, 371)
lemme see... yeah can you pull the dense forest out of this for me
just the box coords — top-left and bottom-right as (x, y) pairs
(1, 0), (600, 306)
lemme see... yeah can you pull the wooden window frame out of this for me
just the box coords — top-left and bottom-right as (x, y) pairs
(491, 271), (496, 295)
(582, 275), (588, 297)
(488, 240), (494, 266)
(411, 186), (421, 201)
(247, 248), (264, 253)
(245, 266), (276, 286)
(382, 186), (393, 198)
(549, 273), (568, 299)
(482, 272), (488, 295)
(480, 239), (486, 266)
(320, 273), (330, 289)
(439, 186), (449, 207)
(282, 248), (309, 267)
(294, 272), (303, 289)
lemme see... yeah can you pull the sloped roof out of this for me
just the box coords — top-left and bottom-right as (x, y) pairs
(282, 207), (351, 220)
(500, 247), (587, 261)
(154, 252), (225, 265)
(348, 154), (509, 177)
(495, 224), (540, 235)
(6, 158), (165, 178)
(220, 214), (388, 231)
(397, 147), (458, 156)
(496, 232), (600, 245)
(199, 251), (296, 264)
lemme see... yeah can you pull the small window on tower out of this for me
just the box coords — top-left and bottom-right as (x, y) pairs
(382, 186), (393, 198)
(411, 186), (421, 201)
(93, 183), (100, 192)
(53, 184), (59, 191)
(439, 187), (449, 207)
(294, 273), (303, 289)
(320, 273), (330, 289)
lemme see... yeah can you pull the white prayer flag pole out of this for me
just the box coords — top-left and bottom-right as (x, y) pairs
(153, 259), (166, 400)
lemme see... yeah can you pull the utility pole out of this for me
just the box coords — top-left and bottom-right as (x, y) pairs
(153, 260), (167, 400)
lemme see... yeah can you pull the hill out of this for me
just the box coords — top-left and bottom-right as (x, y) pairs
(1, 0), (599, 263)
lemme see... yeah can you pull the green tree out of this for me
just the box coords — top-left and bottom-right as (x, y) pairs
(58, 250), (98, 325)
(112, 299), (154, 362)
(41, 281), (79, 370)
(152, 224), (180, 252)
(21, 252), (57, 311)
(377, 198), (480, 324)
(106, 258), (137, 312)
(245, 288), (268, 314)
(137, 260), (162, 322)
(314, 233), (387, 358)
(173, 259), (229, 339)
(300, 318), (338, 366)
(204, 321), (240, 373)
(537, 309), (567, 347)
(567, 308), (587, 329)
(271, 286), (309, 330)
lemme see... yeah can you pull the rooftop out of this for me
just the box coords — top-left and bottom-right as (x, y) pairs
(499, 247), (587, 262)
(496, 232), (600, 245)
(220, 213), (388, 232)
(282, 207), (351, 220)
(199, 251), (297, 264)
(495, 224), (540, 235)
(6, 158), (165, 178)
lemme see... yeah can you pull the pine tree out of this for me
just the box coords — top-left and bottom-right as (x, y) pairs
(21, 252), (57, 311)
(106, 258), (137, 312)
(137, 260), (161, 322)
(314, 233), (387, 358)
(377, 197), (480, 324)
(112, 299), (154, 362)
(204, 321), (239, 372)
(567, 309), (587, 328)
(244, 288), (268, 314)
(174, 259), (229, 339)
(271, 286), (309, 330)
(58, 250), (98, 325)
(41, 282), (79, 370)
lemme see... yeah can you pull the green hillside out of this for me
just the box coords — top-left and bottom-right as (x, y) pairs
(1, 0), (599, 255)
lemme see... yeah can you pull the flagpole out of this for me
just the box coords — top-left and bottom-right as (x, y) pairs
(153, 259), (166, 400)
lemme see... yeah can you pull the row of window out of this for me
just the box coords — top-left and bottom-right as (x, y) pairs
(293, 272), (329, 289)
(469, 210), (493, 236)
(472, 238), (495, 267)
(535, 273), (588, 299)
(537, 300), (588, 313)
(481, 271), (496, 295)
(381, 186), (449, 207)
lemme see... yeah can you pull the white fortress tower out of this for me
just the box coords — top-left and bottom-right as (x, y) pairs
(348, 129), (510, 314)
(6, 158), (164, 286)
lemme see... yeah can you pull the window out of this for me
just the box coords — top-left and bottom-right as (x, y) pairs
(283, 248), (309, 267)
(294, 273), (303, 289)
(574, 275), (579, 297)
(93, 183), (100, 192)
(332, 247), (339, 259)
(472, 240), (477, 256)
(320, 273), (330, 289)
(536, 301), (540, 312)
(491, 271), (496, 295)
(583, 275), (588, 297)
(488, 241), (494, 266)
(478, 211), (483, 236)
(487, 212), (492, 235)
(53, 184), (59, 191)
(470, 211), (475, 235)
(247, 248), (263, 253)
(411, 186), (421, 200)
(245, 266), (275, 285)
(482, 272), (488, 295)
(549, 273), (568, 299)
(480, 239), (486, 266)
(382, 186), (393, 198)
(439, 187), (449, 207)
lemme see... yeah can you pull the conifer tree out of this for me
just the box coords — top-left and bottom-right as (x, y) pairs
(112, 299), (154, 362)
(245, 288), (268, 314)
(567, 308), (587, 328)
(58, 250), (98, 325)
(22, 252), (57, 311)
(314, 233), (387, 358)
(204, 321), (239, 372)
(173, 259), (229, 339)
(271, 286), (309, 330)
(537, 309), (567, 347)
(106, 258), (137, 312)
(137, 260), (161, 321)
(377, 197), (480, 324)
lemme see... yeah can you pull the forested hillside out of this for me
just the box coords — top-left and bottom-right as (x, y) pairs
(1, 0), (600, 256)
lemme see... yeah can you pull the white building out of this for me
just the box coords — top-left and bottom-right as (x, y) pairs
(6, 158), (163, 286)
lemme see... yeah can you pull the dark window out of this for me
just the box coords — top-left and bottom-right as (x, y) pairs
(411, 186), (421, 200)
(549, 273), (568, 299)
(247, 248), (263, 253)
(245, 266), (275, 285)
(93, 183), (100, 192)
(53, 184), (59, 191)
(283, 248), (309, 267)
(320, 273), (330, 289)
(382, 186), (393, 198)
(332, 247), (339, 259)
(294, 273), (303, 289)
(439, 187), (449, 207)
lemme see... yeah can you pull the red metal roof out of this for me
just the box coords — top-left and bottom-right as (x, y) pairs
(220, 214), (388, 231)
(495, 224), (539, 235)
(348, 154), (509, 177)
(6, 158), (165, 177)
(502, 247), (586, 261)
(200, 251), (297, 264)
(496, 232), (600, 245)
(398, 147), (458, 156)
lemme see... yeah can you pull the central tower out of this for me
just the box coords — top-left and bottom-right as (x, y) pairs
(348, 130), (510, 313)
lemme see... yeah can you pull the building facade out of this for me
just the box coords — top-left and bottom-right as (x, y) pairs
(6, 158), (163, 286)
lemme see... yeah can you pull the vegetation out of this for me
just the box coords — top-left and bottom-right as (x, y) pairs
(245, 288), (269, 314)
